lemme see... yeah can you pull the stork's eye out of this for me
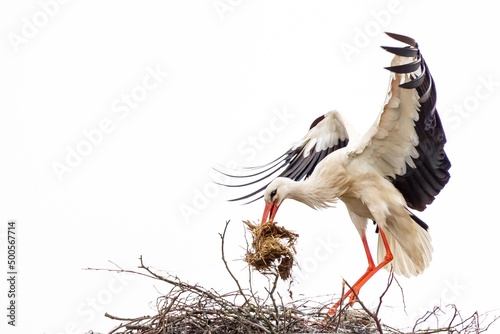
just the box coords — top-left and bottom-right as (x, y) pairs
(270, 189), (277, 199)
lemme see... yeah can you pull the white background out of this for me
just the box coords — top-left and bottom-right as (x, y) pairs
(1, 1), (500, 333)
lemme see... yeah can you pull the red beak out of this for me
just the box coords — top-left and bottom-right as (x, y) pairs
(262, 202), (279, 224)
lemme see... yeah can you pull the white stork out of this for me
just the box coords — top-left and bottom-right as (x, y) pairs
(218, 32), (451, 315)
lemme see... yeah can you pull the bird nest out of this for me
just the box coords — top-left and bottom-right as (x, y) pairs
(244, 220), (299, 280)
(87, 221), (500, 334)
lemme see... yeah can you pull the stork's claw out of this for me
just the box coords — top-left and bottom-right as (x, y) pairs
(327, 285), (361, 316)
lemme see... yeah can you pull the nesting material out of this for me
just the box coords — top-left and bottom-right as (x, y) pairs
(244, 220), (299, 280)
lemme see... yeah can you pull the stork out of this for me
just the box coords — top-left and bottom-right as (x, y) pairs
(218, 33), (450, 315)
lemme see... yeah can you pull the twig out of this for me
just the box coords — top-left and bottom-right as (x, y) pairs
(376, 270), (394, 317)
(219, 220), (248, 303)
(334, 279), (346, 332)
(105, 313), (151, 322)
(265, 273), (280, 327)
(344, 279), (383, 334)
(392, 273), (407, 315)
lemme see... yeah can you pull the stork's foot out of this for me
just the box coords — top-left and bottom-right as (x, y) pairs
(327, 268), (371, 316)
(327, 285), (360, 316)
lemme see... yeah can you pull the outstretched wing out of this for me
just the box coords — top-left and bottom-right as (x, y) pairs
(349, 32), (451, 211)
(217, 110), (350, 204)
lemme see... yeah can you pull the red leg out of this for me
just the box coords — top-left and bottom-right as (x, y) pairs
(353, 228), (393, 290)
(328, 229), (393, 316)
(328, 234), (376, 315)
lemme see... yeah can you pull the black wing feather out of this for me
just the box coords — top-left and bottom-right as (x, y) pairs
(218, 113), (349, 204)
(383, 32), (451, 211)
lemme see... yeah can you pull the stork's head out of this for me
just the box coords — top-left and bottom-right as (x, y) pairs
(261, 177), (293, 224)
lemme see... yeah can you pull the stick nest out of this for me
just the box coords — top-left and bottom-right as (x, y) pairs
(244, 220), (298, 280)
(87, 221), (500, 334)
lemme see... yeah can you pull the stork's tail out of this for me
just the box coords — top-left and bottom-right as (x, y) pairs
(377, 212), (433, 278)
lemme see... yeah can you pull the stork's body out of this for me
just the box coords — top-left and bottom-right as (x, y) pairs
(219, 33), (450, 315)
(265, 147), (433, 312)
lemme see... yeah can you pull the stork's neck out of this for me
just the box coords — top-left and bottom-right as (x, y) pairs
(287, 170), (351, 209)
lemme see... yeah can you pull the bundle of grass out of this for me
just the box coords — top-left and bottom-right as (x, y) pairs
(244, 220), (298, 280)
